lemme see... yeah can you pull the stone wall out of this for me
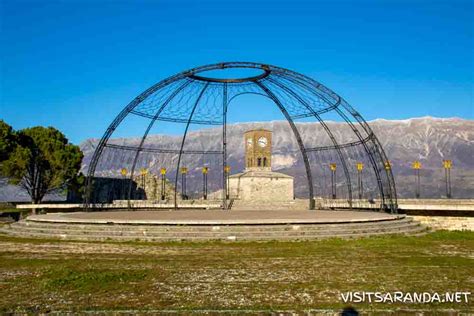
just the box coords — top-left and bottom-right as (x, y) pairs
(134, 174), (177, 201)
(229, 175), (294, 202)
(412, 216), (474, 231)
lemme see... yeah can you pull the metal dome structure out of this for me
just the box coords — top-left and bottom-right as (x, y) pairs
(85, 62), (397, 213)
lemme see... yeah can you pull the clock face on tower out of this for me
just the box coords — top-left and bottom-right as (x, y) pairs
(247, 138), (253, 147)
(244, 130), (272, 170)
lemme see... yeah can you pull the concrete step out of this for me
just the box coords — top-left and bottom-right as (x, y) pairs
(17, 214), (412, 227)
(9, 217), (415, 233)
(3, 222), (422, 238)
(0, 225), (427, 241)
(0, 218), (427, 241)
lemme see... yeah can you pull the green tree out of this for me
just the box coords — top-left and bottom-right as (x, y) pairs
(66, 171), (86, 202)
(1, 126), (83, 204)
(0, 120), (17, 162)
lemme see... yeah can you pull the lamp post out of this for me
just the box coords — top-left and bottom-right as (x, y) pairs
(356, 162), (364, 199)
(412, 160), (421, 199)
(160, 168), (167, 201)
(329, 163), (337, 199)
(140, 168), (148, 199)
(224, 165), (231, 200)
(202, 166), (209, 200)
(443, 159), (452, 198)
(180, 167), (188, 200)
(120, 168), (127, 200)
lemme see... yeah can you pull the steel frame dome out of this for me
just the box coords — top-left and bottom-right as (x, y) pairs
(85, 62), (397, 213)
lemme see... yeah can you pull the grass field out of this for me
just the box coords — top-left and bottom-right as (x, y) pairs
(0, 230), (473, 314)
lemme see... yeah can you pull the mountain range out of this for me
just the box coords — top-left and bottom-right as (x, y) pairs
(79, 116), (474, 199)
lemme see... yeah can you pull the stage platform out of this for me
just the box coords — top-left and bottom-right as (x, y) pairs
(29, 210), (403, 225)
(0, 210), (427, 241)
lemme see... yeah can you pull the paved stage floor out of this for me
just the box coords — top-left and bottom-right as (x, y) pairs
(30, 210), (403, 225)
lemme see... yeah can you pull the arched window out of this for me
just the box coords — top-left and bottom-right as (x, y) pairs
(257, 158), (262, 167)
(263, 157), (267, 167)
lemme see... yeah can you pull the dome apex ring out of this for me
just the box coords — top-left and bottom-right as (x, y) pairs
(187, 63), (271, 83)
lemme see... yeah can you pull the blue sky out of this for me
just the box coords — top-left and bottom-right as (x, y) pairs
(1, 0), (473, 144)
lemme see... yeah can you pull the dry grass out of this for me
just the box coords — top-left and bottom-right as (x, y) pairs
(0, 231), (473, 314)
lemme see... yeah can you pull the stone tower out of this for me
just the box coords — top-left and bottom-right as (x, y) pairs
(228, 129), (294, 203)
(244, 129), (272, 171)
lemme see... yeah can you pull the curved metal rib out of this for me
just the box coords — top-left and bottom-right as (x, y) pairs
(104, 143), (222, 155)
(306, 133), (374, 152)
(222, 83), (228, 209)
(227, 91), (271, 105)
(266, 77), (353, 206)
(269, 67), (397, 211)
(254, 81), (316, 210)
(275, 73), (396, 212)
(127, 80), (192, 208)
(130, 110), (222, 125)
(84, 77), (190, 209)
(173, 82), (210, 209)
(333, 107), (387, 211)
(339, 103), (398, 212)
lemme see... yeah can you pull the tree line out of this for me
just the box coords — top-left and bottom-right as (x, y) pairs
(0, 120), (84, 204)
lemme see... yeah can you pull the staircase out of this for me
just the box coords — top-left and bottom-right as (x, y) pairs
(0, 216), (427, 242)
